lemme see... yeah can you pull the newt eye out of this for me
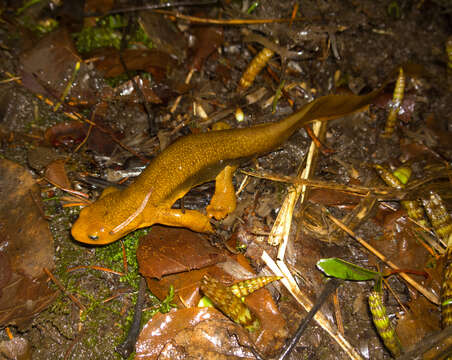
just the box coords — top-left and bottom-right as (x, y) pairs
(88, 234), (99, 241)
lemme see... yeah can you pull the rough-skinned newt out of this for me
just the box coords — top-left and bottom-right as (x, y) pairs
(71, 91), (379, 245)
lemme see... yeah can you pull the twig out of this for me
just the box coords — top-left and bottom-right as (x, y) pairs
(64, 330), (84, 360)
(261, 252), (363, 360)
(398, 326), (452, 360)
(83, 0), (218, 17)
(44, 267), (86, 311)
(116, 276), (147, 358)
(66, 265), (124, 276)
(382, 276), (409, 314)
(241, 170), (403, 198)
(325, 211), (440, 304)
(152, 10), (306, 25)
(276, 278), (343, 360)
(42, 177), (90, 199)
(333, 289), (345, 336)
(119, 15), (156, 135)
(242, 31), (309, 60)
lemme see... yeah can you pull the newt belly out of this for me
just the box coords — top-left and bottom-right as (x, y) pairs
(71, 91), (380, 245)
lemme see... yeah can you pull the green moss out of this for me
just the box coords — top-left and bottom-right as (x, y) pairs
(74, 15), (153, 54)
(95, 229), (149, 290)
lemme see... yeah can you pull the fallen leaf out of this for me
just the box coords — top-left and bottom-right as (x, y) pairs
(371, 212), (430, 270)
(44, 120), (119, 155)
(0, 337), (32, 360)
(20, 28), (97, 104)
(93, 48), (177, 80)
(190, 24), (224, 71)
(138, 12), (187, 62)
(45, 159), (71, 189)
(137, 226), (226, 280)
(0, 159), (57, 328)
(396, 295), (440, 349)
(27, 146), (67, 172)
(135, 307), (255, 360)
(145, 255), (288, 356)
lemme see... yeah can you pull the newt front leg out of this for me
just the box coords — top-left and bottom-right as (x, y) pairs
(148, 206), (214, 233)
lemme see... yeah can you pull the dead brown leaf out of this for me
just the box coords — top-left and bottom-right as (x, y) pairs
(92, 48), (177, 80)
(396, 295), (440, 349)
(135, 307), (255, 360)
(190, 24), (224, 71)
(20, 28), (97, 104)
(44, 120), (119, 155)
(45, 159), (71, 190)
(144, 254), (288, 357)
(138, 12), (187, 62)
(137, 226), (226, 280)
(370, 211), (431, 270)
(0, 337), (32, 360)
(0, 159), (57, 328)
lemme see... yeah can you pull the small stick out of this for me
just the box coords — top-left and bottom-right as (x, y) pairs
(67, 265), (124, 276)
(262, 252), (363, 360)
(42, 177), (90, 199)
(397, 326), (452, 360)
(325, 211), (440, 304)
(151, 10), (306, 25)
(382, 276), (409, 314)
(44, 267), (86, 311)
(116, 276), (147, 358)
(276, 278), (343, 360)
(241, 170), (402, 198)
(64, 331), (84, 360)
(333, 289), (345, 336)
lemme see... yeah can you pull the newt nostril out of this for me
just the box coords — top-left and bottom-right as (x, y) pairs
(88, 234), (99, 241)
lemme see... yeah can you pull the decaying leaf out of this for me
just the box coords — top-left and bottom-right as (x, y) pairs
(138, 12), (187, 62)
(135, 307), (255, 360)
(190, 24), (224, 71)
(92, 48), (177, 80)
(0, 159), (57, 328)
(44, 120), (119, 155)
(20, 28), (97, 104)
(144, 255), (288, 356)
(396, 295), (440, 349)
(0, 337), (31, 360)
(44, 159), (71, 190)
(137, 226), (226, 279)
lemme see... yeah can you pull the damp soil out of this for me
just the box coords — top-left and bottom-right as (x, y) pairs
(0, 1), (451, 359)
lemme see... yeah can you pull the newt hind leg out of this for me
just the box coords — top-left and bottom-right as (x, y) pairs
(206, 165), (238, 220)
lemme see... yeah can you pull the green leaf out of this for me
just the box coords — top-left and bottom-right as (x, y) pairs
(316, 258), (380, 281)
(198, 296), (214, 308)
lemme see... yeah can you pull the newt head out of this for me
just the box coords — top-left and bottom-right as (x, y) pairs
(71, 203), (119, 245)
(71, 187), (138, 245)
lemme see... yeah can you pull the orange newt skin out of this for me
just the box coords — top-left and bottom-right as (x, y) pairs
(71, 91), (379, 245)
